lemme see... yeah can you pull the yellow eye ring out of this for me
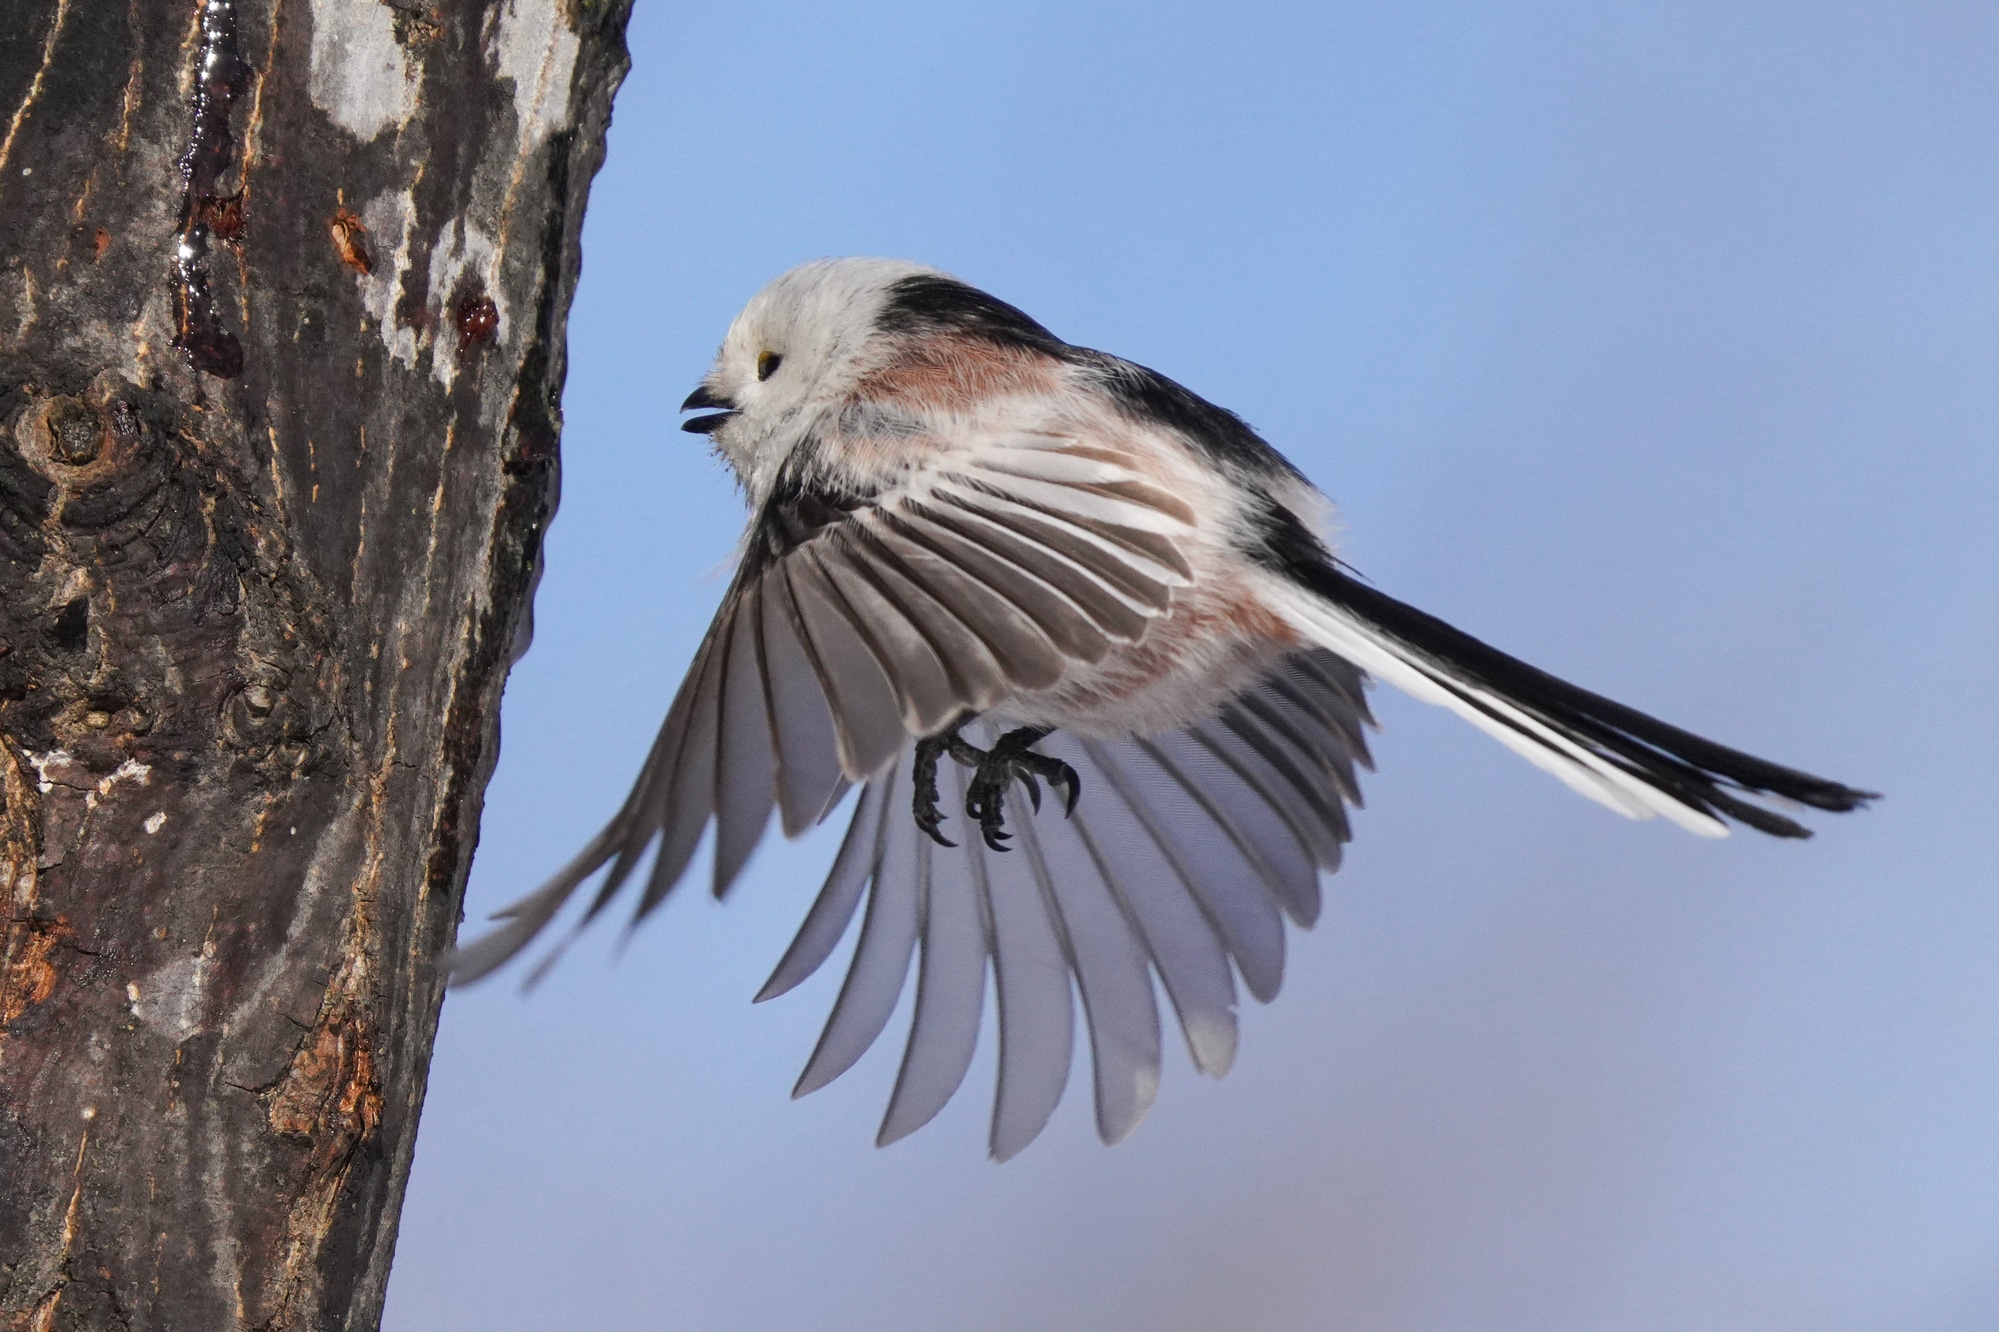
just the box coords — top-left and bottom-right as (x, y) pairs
(756, 350), (782, 381)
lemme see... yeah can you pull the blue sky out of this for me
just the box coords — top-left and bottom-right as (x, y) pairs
(385, 4), (1999, 1328)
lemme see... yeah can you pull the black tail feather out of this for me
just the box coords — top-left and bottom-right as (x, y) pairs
(1289, 561), (1877, 837)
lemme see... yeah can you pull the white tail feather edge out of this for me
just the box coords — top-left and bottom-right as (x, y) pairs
(1262, 579), (1729, 838)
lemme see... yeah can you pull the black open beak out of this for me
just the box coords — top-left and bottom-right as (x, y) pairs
(680, 384), (737, 434)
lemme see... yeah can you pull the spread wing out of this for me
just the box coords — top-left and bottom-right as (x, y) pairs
(450, 422), (1376, 1156)
(757, 649), (1372, 1160)
(446, 428), (1198, 983)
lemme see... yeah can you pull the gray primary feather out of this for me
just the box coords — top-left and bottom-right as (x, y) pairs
(792, 758), (924, 1099)
(879, 761), (987, 1147)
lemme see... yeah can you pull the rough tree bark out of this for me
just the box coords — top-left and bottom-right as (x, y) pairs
(0, 0), (635, 1326)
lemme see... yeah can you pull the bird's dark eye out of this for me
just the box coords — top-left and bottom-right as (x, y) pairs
(757, 350), (782, 381)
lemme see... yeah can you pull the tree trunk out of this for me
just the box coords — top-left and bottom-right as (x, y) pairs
(0, 0), (633, 1325)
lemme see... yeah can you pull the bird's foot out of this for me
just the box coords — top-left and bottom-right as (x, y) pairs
(912, 723), (970, 848)
(912, 721), (1081, 852)
(963, 726), (1081, 852)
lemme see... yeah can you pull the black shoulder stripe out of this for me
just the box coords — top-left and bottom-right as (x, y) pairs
(879, 276), (1306, 486)
(1082, 352), (1304, 482)
(875, 274), (1068, 354)
(1243, 492), (1337, 572)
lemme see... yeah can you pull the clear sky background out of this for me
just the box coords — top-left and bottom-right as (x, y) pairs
(383, 4), (1999, 1329)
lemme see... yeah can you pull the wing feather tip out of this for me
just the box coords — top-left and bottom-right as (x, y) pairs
(987, 1135), (1034, 1164)
(987, 1099), (1062, 1163)
(439, 943), (511, 990)
(791, 1066), (836, 1100)
(443, 917), (546, 988)
(874, 1108), (936, 1149)
(1095, 1070), (1161, 1147)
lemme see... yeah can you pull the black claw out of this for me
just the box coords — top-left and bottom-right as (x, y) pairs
(911, 727), (960, 848)
(1055, 762), (1081, 816)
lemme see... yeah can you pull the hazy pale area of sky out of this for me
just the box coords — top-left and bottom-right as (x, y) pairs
(383, 3), (1999, 1329)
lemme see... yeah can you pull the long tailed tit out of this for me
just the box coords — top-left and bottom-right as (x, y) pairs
(451, 258), (1872, 1159)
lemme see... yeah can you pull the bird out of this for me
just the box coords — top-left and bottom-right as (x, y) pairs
(448, 257), (1874, 1160)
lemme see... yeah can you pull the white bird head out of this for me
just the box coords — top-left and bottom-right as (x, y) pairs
(680, 257), (946, 494)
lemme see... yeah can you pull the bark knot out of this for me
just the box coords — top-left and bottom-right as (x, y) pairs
(267, 992), (383, 1167)
(0, 915), (65, 1032)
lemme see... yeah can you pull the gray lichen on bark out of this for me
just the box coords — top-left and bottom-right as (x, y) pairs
(0, 0), (636, 1326)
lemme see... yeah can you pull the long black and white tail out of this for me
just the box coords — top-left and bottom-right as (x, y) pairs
(1262, 562), (1875, 838)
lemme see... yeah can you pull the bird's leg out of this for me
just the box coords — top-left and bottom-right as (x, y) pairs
(912, 714), (985, 848)
(961, 726), (1082, 853)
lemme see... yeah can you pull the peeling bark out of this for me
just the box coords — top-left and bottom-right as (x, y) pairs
(0, 0), (635, 1326)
